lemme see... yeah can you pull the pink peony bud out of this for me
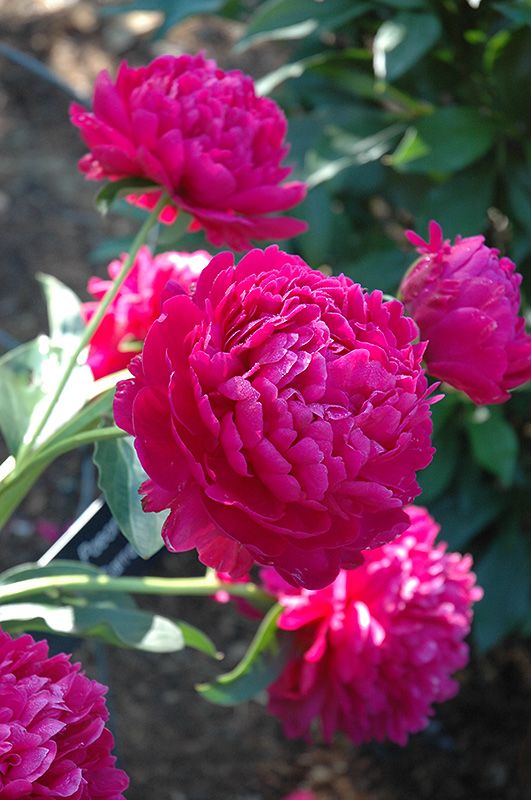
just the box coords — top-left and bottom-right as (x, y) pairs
(113, 246), (436, 589)
(400, 221), (531, 405)
(82, 246), (210, 379)
(0, 629), (129, 798)
(70, 54), (307, 250)
(264, 506), (483, 746)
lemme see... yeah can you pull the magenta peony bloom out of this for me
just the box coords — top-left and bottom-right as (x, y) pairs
(113, 246), (435, 589)
(70, 54), (307, 250)
(400, 220), (531, 405)
(264, 506), (482, 746)
(82, 245), (210, 379)
(0, 629), (128, 798)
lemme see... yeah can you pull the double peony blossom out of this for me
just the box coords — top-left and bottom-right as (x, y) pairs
(263, 506), (482, 746)
(114, 246), (435, 589)
(70, 54), (307, 250)
(82, 246), (209, 379)
(400, 221), (531, 405)
(0, 629), (128, 798)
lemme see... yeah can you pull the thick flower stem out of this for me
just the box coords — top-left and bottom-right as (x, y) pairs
(0, 427), (126, 530)
(17, 193), (169, 465)
(0, 573), (274, 608)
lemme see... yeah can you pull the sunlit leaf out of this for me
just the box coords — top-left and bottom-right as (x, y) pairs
(0, 601), (216, 655)
(373, 13), (441, 81)
(197, 603), (291, 705)
(93, 435), (166, 559)
(388, 108), (498, 173)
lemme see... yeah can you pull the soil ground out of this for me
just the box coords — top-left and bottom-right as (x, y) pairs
(0, 3), (530, 799)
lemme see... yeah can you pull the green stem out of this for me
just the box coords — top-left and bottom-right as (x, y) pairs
(0, 427), (125, 502)
(0, 574), (273, 607)
(17, 193), (168, 464)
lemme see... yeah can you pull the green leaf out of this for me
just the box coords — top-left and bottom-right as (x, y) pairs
(197, 603), (291, 705)
(414, 163), (495, 237)
(388, 107), (498, 173)
(473, 520), (531, 651)
(306, 124), (405, 189)
(49, 388), (115, 444)
(485, 27), (531, 117)
(430, 392), (464, 435)
(0, 601), (217, 655)
(430, 458), (505, 550)
(100, 0), (231, 38)
(93, 435), (166, 559)
(95, 177), (160, 215)
(380, 0), (427, 7)
(373, 13), (441, 81)
(506, 164), (531, 232)
(343, 247), (409, 293)
(494, 2), (531, 26)
(37, 274), (85, 349)
(0, 336), (93, 455)
(238, 0), (371, 51)
(418, 423), (460, 505)
(466, 406), (519, 487)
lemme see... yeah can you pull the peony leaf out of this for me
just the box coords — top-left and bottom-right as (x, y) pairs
(418, 423), (460, 505)
(238, 0), (371, 51)
(196, 603), (291, 705)
(36, 273), (85, 350)
(0, 336), (93, 455)
(414, 162), (495, 238)
(465, 406), (519, 488)
(388, 107), (498, 173)
(100, 0), (230, 39)
(95, 177), (160, 215)
(93, 435), (166, 559)
(0, 600), (217, 655)
(373, 13), (441, 81)
(430, 456), (505, 550)
(473, 519), (531, 651)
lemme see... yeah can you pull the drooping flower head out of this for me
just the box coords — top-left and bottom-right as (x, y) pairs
(0, 629), (129, 798)
(70, 54), (307, 250)
(114, 246), (435, 589)
(400, 220), (531, 405)
(263, 506), (482, 746)
(82, 245), (210, 379)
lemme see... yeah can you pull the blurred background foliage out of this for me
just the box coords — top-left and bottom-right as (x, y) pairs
(100, 0), (531, 650)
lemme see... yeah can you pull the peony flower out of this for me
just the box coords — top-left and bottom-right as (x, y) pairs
(0, 629), (128, 798)
(70, 54), (307, 250)
(114, 246), (435, 589)
(82, 245), (210, 379)
(400, 220), (531, 405)
(264, 506), (482, 746)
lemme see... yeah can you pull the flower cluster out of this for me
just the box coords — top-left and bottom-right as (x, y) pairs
(263, 506), (482, 746)
(114, 246), (435, 589)
(82, 246), (209, 379)
(401, 221), (531, 405)
(70, 53), (307, 250)
(0, 629), (128, 798)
